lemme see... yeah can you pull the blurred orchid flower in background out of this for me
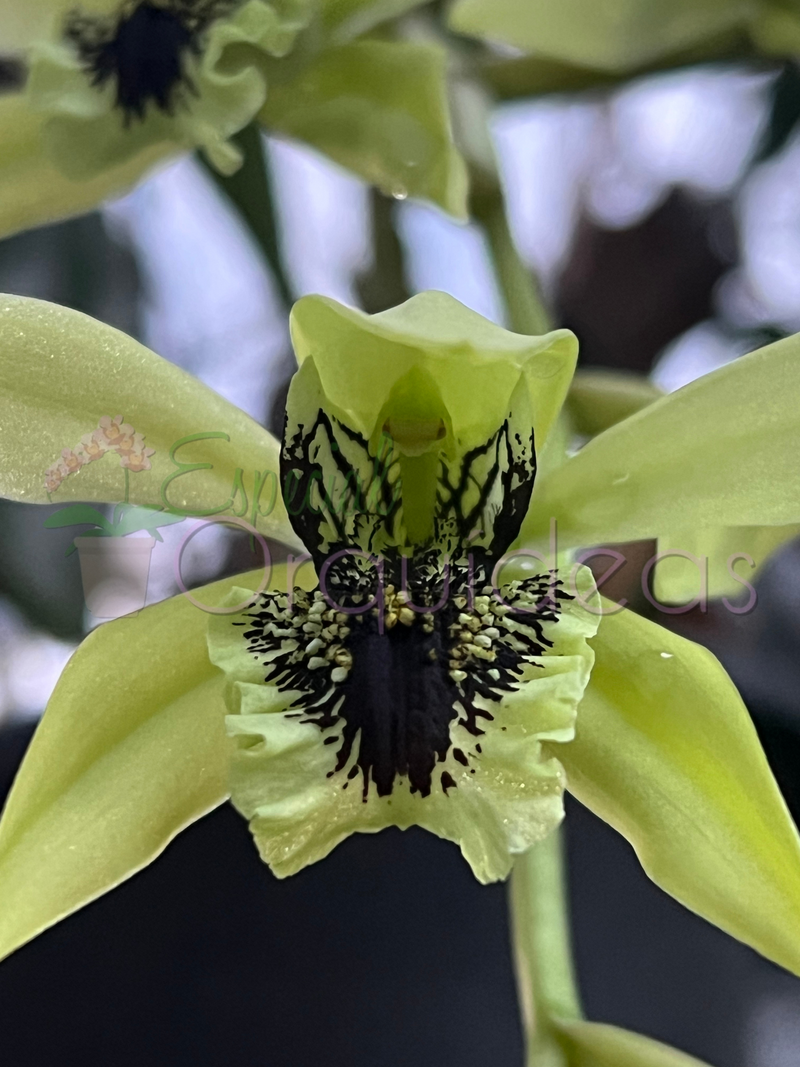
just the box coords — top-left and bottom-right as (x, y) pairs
(0, 0), (467, 240)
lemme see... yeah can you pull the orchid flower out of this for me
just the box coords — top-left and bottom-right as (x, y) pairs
(1, 292), (800, 1066)
(0, 0), (467, 240)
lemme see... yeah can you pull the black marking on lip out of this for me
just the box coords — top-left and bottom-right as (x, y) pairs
(281, 394), (535, 566)
(65, 1), (237, 123)
(241, 551), (570, 802)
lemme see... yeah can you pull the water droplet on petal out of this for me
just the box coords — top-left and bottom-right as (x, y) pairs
(660, 652), (673, 659)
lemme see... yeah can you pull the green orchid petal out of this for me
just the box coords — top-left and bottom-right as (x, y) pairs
(285, 292), (576, 556)
(448, 0), (754, 72)
(0, 295), (297, 546)
(0, 91), (174, 241)
(0, 565), (298, 963)
(653, 523), (800, 604)
(0, 0), (118, 51)
(261, 39), (469, 218)
(27, 0), (309, 180)
(552, 1019), (712, 1067)
(523, 332), (800, 550)
(553, 604), (800, 976)
(291, 291), (576, 459)
(566, 370), (663, 440)
(208, 564), (599, 884)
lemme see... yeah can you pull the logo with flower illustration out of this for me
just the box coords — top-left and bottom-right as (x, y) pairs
(43, 416), (182, 618)
(44, 415), (155, 495)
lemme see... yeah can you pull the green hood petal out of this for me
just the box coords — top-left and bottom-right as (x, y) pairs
(0, 294), (298, 546)
(208, 564), (599, 883)
(286, 291), (576, 556)
(27, 0), (309, 180)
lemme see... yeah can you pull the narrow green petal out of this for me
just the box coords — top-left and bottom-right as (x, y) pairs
(553, 1019), (712, 1067)
(0, 566), (283, 963)
(554, 605), (800, 976)
(0, 295), (298, 546)
(566, 370), (662, 440)
(523, 333), (800, 549)
(261, 40), (469, 218)
(653, 523), (800, 604)
(0, 92), (174, 241)
(449, 0), (752, 72)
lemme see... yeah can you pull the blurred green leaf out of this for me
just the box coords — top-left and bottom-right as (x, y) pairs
(523, 333), (800, 548)
(262, 39), (469, 218)
(449, 0), (752, 73)
(566, 370), (663, 440)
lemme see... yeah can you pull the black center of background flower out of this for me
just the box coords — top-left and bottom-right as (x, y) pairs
(67, 2), (210, 123)
(241, 552), (568, 801)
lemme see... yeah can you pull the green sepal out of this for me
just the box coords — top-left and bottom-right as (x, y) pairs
(0, 295), (298, 546)
(0, 92), (174, 242)
(523, 331), (800, 549)
(554, 603), (800, 976)
(0, 567), (277, 964)
(261, 39), (469, 218)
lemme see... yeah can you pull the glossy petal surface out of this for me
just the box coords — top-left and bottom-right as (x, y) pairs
(555, 604), (800, 976)
(0, 567), (282, 963)
(0, 295), (297, 545)
(524, 333), (800, 549)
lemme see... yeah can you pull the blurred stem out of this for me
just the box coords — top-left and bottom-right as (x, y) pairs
(471, 178), (552, 335)
(510, 829), (581, 1066)
(200, 124), (293, 310)
(356, 189), (411, 314)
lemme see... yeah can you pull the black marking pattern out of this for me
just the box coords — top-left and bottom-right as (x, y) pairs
(280, 402), (535, 565)
(240, 552), (571, 801)
(65, 1), (238, 123)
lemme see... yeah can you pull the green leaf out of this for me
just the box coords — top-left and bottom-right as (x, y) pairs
(653, 523), (800, 604)
(112, 506), (187, 538)
(565, 370), (663, 440)
(523, 333), (800, 549)
(553, 604), (800, 976)
(449, 0), (753, 72)
(552, 1019), (712, 1066)
(0, 295), (298, 547)
(261, 39), (469, 219)
(321, 0), (431, 41)
(43, 503), (112, 531)
(0, 565), (306, 963)
(0, 92), (174, 242)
